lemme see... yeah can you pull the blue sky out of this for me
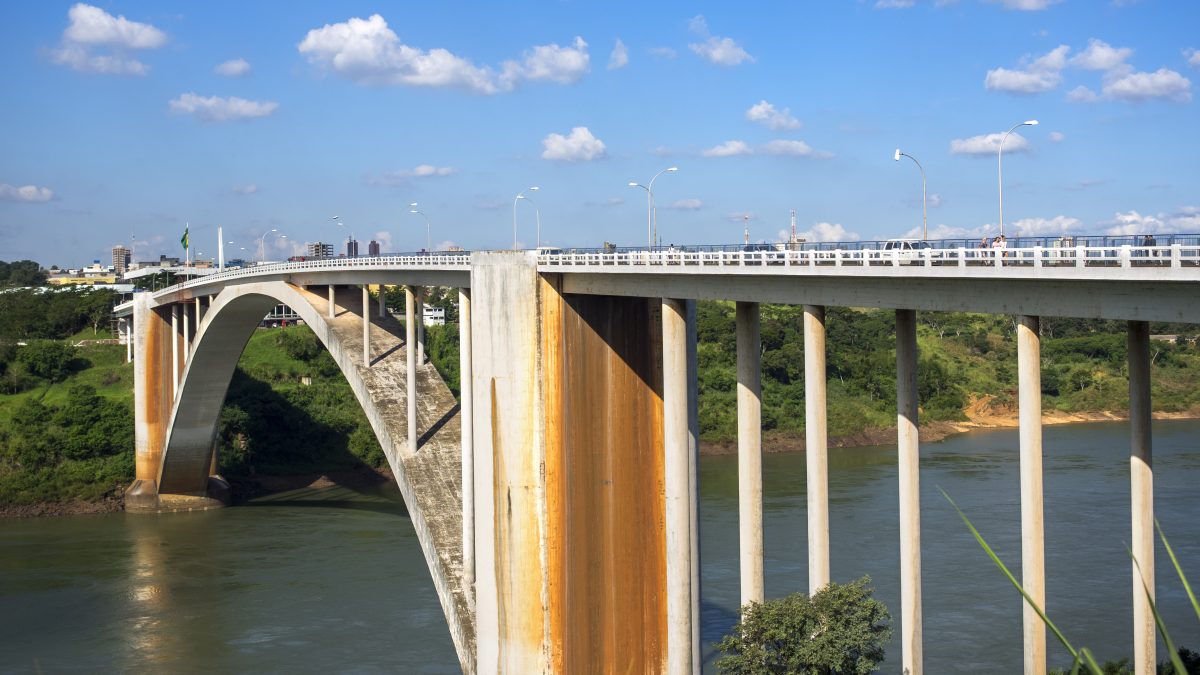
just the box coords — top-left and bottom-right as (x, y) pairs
(1, 1), (1197, 265)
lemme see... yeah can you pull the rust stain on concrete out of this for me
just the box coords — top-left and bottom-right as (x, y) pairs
(139, 305), (172, 481)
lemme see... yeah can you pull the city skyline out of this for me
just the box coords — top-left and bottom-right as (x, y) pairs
(1, 1), (1198, 265)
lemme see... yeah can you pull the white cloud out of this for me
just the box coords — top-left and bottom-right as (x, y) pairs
(875, 0), (915, 7)
(168, 93), (279, 122)
(992, 0), (1061, 9)
(928, 193), (944, 208)
(0, 184), (54, 202)
(608, 38), (628, 70)
(648, 47), (677, 59)
(367, 164), (457, 186)
(1008, 215), (1083, 236)
(49, 3), (165, 75)
(702, 140), (752, 157)
(297, 14), (589, 94)
(1066, 85), (1099, 102)
(541, 126), (607, 162)
(232, 183), (259, 195)
(949, 132), (1031, 156)
(373, 231), (394, 251)
(690, 37), (754, 66)
(686, 14), (753, 66)
(1102, 68), (1192, 102)
(799, 222), (860, 243)
(215, 58), (251, 77)
(745, 100), (801, 130)
(985, 45), (1069, 93)
(1104, 206), (1200, 235)
(1186, 49), (1200, 68)
(664, 198), (703, 210)
(1070, 39), (1132, 71)
(1048, 131), (1065, 142)
(761, 139), (825, 157)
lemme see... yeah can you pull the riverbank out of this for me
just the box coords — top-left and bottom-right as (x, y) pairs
(6, 403), (1199, 517)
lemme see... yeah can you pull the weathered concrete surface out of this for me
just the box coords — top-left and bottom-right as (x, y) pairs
(127, 294), (174, 509)
(154, 282), (475, 671)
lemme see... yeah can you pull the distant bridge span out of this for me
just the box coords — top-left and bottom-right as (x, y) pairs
(116, 244), (1200, 675)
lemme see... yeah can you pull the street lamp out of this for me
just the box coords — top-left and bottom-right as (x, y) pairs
(409, 203), (431, 252)
(628, 166), (678, 250)
(512, 186), (539, 249)
(998, 119), (1038, 237)
(258, 228), (284, 262)
(894, 148), (928, 241)
(516, 194), (543, 249)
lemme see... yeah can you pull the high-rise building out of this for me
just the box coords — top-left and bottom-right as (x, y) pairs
(112, 245), (131, 277)
(346, 237), (359, 257)
(368, 240), (381, 256)
(307, 242), (333, 258)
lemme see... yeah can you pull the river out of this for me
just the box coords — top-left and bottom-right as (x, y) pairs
(2, 420), (1198, 673)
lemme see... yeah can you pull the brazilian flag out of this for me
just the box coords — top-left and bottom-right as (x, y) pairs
(180, 225), (189, 251)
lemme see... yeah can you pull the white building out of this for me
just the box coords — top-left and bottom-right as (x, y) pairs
(423, 305), (446, 326)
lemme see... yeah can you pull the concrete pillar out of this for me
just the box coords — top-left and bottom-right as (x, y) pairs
(1128, 320), (1155, 675)
(417, 288), (426, 364)
(1017, 315), (1046, 675)
(803, 305), (830, 593)
(459, 288), (475, 599)
(896, 308), (923, 675)
(406, 286), (417, 453)
(662, 297), (693, 675)
(123, 318), (132, 363)
(328, 284), (335, 319)
(182, 300), (190, 359)
(687, 299), (701, 668)
(171, 304), (180, 396)
(378, 285), (386, 318)
(128, 294), (171, 509)
(736, 301), (764, 606)
(195, 296), (202, 328)
(362, 285), (371, 368)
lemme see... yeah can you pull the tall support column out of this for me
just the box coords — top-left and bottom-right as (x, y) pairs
(328, 284), (335, 319)
(406, 286), (418, 452)
(378, 286), (386, 318)
(736, 301), (764, 606)
(362, 285), (371, 368)
(1018, 315), (1046, 675)
(123, 318), (132, 363)
(195, 296), (202, 328)
(171, 304), (180, 396)
(662, 297), (694, 675)
(417, 289), (426, 364)
(896, 308), (923, 675)
(458, 288), (475, 598)
(803, 305), (830, 593)
(182, 300), (190, 359)
(1128, 320), (1155, 675)
(687, 299), (701, 669)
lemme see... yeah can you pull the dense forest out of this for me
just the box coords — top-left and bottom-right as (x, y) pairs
(1, 283), (1198, 506)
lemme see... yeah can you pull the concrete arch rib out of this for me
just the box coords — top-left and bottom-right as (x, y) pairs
(159, 280), (475, 670)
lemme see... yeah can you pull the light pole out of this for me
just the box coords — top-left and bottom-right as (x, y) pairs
(258, 229), (285, 262)
(512, 186), (539, 249)
(894, 148), (928, 241)
(998, 119), (1038, 237)
(409, 203), (432, 252)
(628, 166), (678, 250)
(517, 194), (543, 248)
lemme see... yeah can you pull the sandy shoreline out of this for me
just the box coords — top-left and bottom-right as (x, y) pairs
(4, 403), (1197, 518)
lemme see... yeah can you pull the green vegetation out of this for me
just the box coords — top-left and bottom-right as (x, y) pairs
(0, 259), (48, 287)
(715, 577), (891, 674)
(0, 289), (1197, 506)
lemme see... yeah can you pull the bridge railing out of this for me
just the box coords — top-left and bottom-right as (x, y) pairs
(538, 243), (1200, 269)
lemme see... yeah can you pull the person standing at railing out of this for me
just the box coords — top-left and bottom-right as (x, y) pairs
(992, 234), (1007, 266)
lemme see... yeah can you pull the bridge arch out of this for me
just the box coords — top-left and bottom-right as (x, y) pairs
(159, 280), (474, 669)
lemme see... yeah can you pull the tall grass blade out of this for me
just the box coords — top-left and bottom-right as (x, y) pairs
(940, 488), (1102, 675)
(1156, 518), (1200, 623)
(1129, 548), (1189, 675)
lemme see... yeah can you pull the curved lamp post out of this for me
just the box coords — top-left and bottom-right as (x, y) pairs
(409, 203), (432, 252)
(258, 228), (282, 262)
(894, 148), (928, 241)
(517, 194), (543, 249)
(512, 186), (539, 249)
(998, 119), (1038, 237)
(628, 166), (677, 250)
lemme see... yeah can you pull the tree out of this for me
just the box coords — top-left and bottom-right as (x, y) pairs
(4, 260), (47, 286)
(16, 340), (76, 381)
(716, 577), (891, 675)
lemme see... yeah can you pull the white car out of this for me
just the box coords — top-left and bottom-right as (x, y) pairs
(875, 239), (940, 265)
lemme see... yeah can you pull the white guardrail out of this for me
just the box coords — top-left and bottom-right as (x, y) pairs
(115, 245), (1199, 314)
(537, 244), (1200, 269)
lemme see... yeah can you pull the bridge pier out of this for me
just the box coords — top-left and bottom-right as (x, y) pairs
(362, 285), (370, 368)
(1128, 320), (1155, 675)
(417, 288), (426, 364)
(804, 304), (830, 593)
(896, 308), (923, 675)
(328, 284), (335, 319)
(459, 288), (475, 601)
(406, 285), (418, 453)
(736, 301), (763, 606)
(1018, 315), (1046, 675)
